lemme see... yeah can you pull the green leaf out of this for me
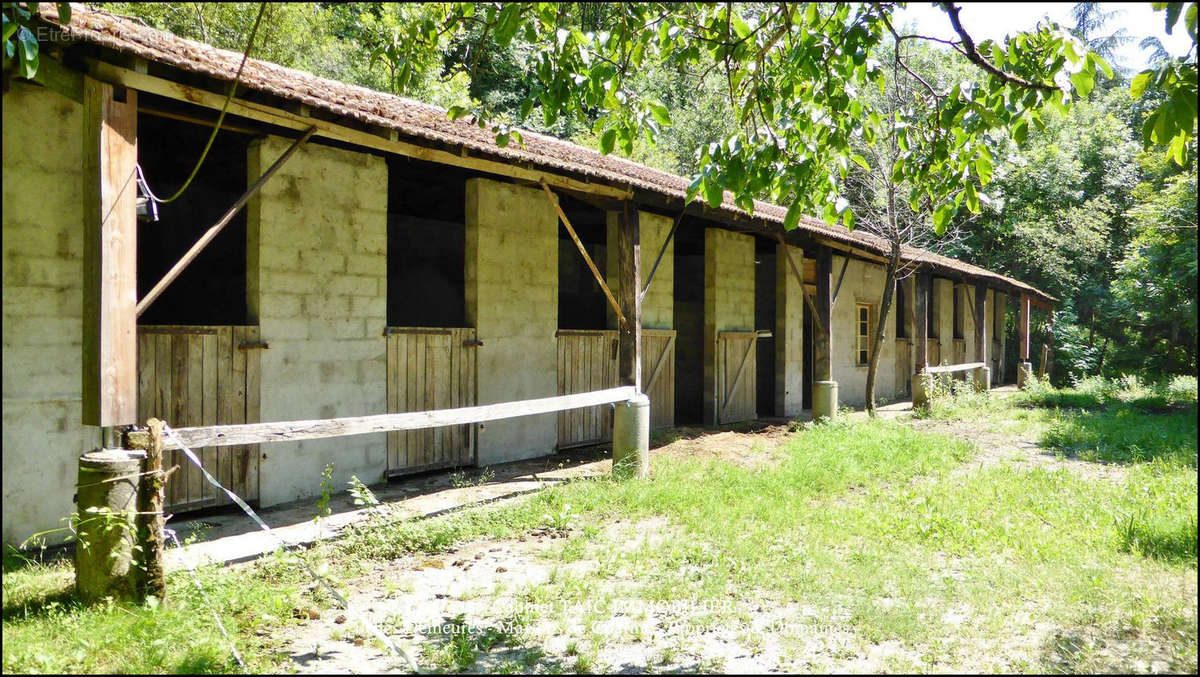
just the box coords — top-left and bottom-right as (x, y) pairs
(1011, 117), (1029, 145)
(964, 182), (980, 214)
(1164, 1), (1183, 33)
(1168, 131), (1188, 165)
(933, 203), (955, 235)
(783, 200), (803, 231)
(16, 26), (37, 79)
(842, 207), (855, 230)
(648, 102), (671, 126)
(849, 154), (870, 171)
(1130, 71), (1153, 98)
(704, 177), (724, 208)
(600, 128), (616, 155)
(1090, 53), (1114, 79)
(56, 2), (70, 24)
(446, 105), (470, 121)
(1070, 70), (1094, 97)
(686, 175), (703, 203)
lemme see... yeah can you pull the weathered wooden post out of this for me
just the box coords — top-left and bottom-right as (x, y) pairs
(75, 447), (142, 602)
(133, 419), (167, 602)
(912, 272), (930, 407)
(811, 246), (837, 420)
(612, 205), (649, 478)
(76, 75), (142, 602)
(973, 281), (990, 392)
(1017, 293), (1034, 388)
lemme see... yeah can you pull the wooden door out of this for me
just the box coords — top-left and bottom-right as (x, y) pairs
(386, 327), (477, 476)
(137, 325), (261, 512)
(895, 338), (911, 396)
(716, 331), (757, 424)
(556, 330), (618, 448)
(928, 339), (942, 367)
(641, 329), (676, 430)
(953, 339), (967, 365)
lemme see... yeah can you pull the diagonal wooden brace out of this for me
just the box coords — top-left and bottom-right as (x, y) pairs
(775, 233), (825, 336)
(541, 181), (627, 328)
(136, 126), (317, 316)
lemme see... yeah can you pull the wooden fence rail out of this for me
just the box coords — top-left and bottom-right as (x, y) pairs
(130, 387), (638, 451)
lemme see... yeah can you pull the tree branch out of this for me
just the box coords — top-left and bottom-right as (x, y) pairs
(938, 2), (1060, 93)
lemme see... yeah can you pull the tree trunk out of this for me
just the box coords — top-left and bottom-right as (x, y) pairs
(865, 244), (901, 415)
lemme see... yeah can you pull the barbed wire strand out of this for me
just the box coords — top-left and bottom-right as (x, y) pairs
(161, 423), (422, 673)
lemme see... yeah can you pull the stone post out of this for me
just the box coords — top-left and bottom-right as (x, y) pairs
(75, 448), (142, 602)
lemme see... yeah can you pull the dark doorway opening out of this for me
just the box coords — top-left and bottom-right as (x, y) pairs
(386, 156), (469, 327)
(136, 112), (251, 325)
(673, 223), (705, 423)
(754, 237), (776, 417)
(803, 273), (814, 409)
(557, 195), (608, 330)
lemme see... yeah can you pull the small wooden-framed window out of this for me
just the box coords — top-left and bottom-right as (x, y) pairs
(856, 303), (872, 365)
(952, 284), (964, 339)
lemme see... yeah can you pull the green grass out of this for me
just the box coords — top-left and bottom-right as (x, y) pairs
(2, 547), (311, 673)
(4, 379), (1196, 673)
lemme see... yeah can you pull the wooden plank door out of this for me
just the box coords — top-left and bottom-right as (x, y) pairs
(386, 327), (477, 476)
(556, 330), (618, 449)
(928, 339), (942, 367)
(137, 325), (261, 512)
(641, 329), (676, 430)
(895, 338), (912, 396)
(716, 331), (757, 424)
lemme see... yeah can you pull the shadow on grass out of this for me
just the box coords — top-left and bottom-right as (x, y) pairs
(1039, 402), (1197, 468)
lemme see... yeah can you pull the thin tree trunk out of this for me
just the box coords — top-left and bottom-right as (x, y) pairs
(866, 243), (901, 415)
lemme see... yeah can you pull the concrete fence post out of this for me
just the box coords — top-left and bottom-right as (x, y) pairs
(75, 448), (142, 602)
(812, 381), (839, 420)
(1017, 361), (1034, 389)
(612, 394), (650, 479)
(974, 366), (991, 392)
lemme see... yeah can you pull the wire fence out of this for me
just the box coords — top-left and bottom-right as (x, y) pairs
(161, 423), (422, 673)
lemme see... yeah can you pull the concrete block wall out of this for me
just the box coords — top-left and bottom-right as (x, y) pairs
(2, 82), (99, 546)
(702, 228), (755, 423)
(831, 257), (898, 407)
(247, 136), (389, 507)
(607, 210), (674, 329)
(466, 178), (558, 465)
(775, 244), (804, 416)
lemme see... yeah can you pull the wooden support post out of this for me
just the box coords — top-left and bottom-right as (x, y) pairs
(613, 205), (647, 477)
(616, 206), (642, 390)
(1018, 293), (1034, 388)
(813, 247), (833, 382)
(133, 419), (166, 602)
(1019, 294), (1031, 361)
(912, 272), (931, 406)
(812, 246), (837, 418)
(974, 281), (990, 392)
(82, 77), (138, 427)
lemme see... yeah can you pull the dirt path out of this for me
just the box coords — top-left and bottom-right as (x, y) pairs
(268, 410), (1158, 673)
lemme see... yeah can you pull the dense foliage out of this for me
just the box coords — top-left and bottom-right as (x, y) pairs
(48, 2), (1197, 382)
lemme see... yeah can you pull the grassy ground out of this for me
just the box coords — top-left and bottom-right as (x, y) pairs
(3, 377), (1196, 673)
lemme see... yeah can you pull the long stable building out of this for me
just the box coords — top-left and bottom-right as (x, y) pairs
(2, 6), (1053, 546)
